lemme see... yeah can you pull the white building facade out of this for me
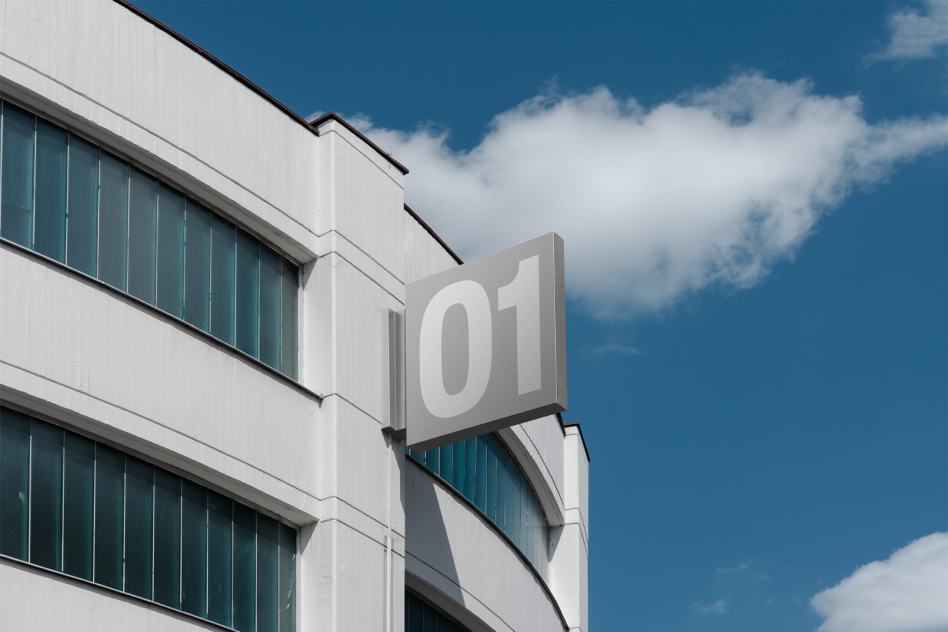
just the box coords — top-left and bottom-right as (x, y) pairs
(0, 1), (589, 631)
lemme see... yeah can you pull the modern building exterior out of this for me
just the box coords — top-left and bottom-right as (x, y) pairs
(0, 1), (589, 630)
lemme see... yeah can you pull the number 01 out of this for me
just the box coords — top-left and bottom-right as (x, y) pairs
(419, 255), (542, 419)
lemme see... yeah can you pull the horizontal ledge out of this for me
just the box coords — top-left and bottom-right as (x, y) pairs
(0, 554), (239, 632)
(1, 238), (322, 402)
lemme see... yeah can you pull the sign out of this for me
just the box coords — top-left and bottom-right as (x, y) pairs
(406, 233), (566, 451)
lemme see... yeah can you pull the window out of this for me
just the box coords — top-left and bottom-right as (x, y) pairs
(407, 433), (550, 581)
(405, 591), (470, 632)
(0, 100), (300, 380)
(0, 405), (297, 632)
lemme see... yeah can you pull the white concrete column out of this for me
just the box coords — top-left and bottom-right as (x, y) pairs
(550, 425), (589, 632)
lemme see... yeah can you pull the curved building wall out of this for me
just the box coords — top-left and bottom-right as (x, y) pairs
(0, 0), (322, 263)
(408, 432), (550, 580)
(405, 461), (566, 632)
(0, 404), (298, 631)
(0, 1), (588, 631)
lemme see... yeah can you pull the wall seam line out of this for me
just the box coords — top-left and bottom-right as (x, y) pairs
(0, 360), (320, 509)
(0, 54), (319, 256)
(315, 126), (404, 188)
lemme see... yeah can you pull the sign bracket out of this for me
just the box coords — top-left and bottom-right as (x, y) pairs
(381, 307), (407, 440)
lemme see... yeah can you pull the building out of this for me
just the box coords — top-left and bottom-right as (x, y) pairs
(0, 1), (589, 631)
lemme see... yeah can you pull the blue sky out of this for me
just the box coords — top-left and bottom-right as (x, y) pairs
(133, 2), (947, 630)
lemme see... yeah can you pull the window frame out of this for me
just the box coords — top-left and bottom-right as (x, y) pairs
(405, 431), (553, 581)
(0, 400), (300, 632)
(0, 96), (310, 392)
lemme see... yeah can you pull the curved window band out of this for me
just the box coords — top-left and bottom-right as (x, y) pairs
(407, 432), (550, 581)
(0, 100), (300, 380)
(0, 405), (297, 632)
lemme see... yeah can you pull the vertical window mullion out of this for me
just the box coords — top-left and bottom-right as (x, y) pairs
(27, 419), (33, 562)
(95, 149), (101, 280)
(233, 231), (237, 346)
(153, 179), (159, 307)
(179, 485), (183, 610)
(255, 516), (258, 632)
(151, 470), (156, 602)
(31, 118), (37, 249)
(182, 203), (187, 321)
(60, 426), (65, 572)
(1, 101), (4, 233)
(206, 498), (209, 620)
(122, 455), (127, 592)
(208, 213), (214, 334)
(91, 442), (97, 582)
(64, 133), (70, 266)
(231, 506), (235, 630)
(276, 525), (280, 632)
(278, 259), (284, 379)
(125, 169), (131, 292)
(256, 246), (261, 362)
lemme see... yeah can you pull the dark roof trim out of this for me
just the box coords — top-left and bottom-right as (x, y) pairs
(562, 421), (591, 462)
(310, 112), (409, 175)
(113, 1), (318, 138)
(403, 203), (463, 265)
(113, 2), (410, 176)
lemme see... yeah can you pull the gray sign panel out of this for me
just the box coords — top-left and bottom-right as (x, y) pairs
(406, 233), (566, 451)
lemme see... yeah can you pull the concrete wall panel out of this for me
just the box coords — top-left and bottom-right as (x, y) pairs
(315, 121), (405, 279)
(0, 559), (229, 632)
(503, 416), (567, 526)
(0, 244), (320, 523)
(403, 213), (460, 284)
(405, 461), (566, 632)
(1, 0), (320, 262)
(308, 518), (404, 632)
(1, 0), (586, 629)
(315, 394), (405, 536)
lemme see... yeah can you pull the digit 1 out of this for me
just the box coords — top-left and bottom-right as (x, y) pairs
(498, 255), (541, 395)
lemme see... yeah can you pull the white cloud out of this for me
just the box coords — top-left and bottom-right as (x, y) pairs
(691, 597), (728, 615)
(357, 73), (948, 318)
(716, 561), (752, 575)
(870, 0), (948, 61)
(716, 559), (772, 585)
(584, 342), (640, 356)
(811, 532), (948, 632)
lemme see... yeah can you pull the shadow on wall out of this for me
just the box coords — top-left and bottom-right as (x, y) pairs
(405, 461), (462, 601)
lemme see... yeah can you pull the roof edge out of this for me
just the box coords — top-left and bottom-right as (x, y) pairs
(561, 419), (591, 462)
(403, 203), (463, 265)
(113, 0), (319, 139)
(310, 112), (409, 175)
